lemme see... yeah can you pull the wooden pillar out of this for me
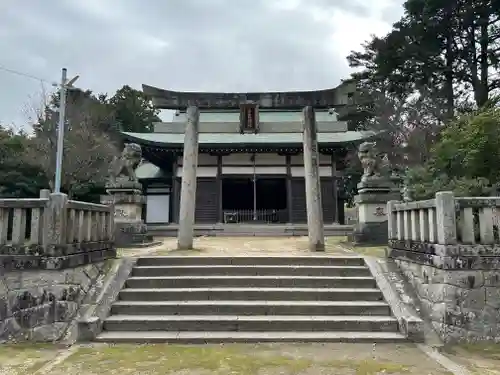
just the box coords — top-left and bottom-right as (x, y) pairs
(302, 106), (325, 251)
(177, 106), (199, 250)
(286, 154), (293, 223)
(216, 154), (223, 222)
(331, 153), (339, 223)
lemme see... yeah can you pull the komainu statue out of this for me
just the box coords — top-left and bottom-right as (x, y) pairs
(357, 141), (389, 180)
(108, 143), (142, 184)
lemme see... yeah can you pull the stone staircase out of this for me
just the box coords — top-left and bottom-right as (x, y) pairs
(96, 256), (407, 343)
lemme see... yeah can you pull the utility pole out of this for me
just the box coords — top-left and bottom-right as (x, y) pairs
(53, 68), (79, 193)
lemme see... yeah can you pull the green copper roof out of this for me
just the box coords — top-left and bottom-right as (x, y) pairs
(122, 131), (377, 146)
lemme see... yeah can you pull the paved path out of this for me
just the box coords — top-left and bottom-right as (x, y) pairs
(118, 236), (351, 258)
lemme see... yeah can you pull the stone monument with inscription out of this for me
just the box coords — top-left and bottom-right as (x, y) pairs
(350, 142), (401, 245)
(101, 143), (156, 247)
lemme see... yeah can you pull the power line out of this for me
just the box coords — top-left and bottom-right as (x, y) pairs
(0, 64), (56, 85)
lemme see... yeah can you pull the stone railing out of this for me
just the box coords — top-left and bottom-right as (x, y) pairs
(0, 190), (116, 270)
(387, 191), (500, 343)
(388, 191), (500, 253)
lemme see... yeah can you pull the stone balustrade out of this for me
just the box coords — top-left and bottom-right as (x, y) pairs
(388, 191), (500, 343)
(388, 191), (500, 249)
(0, 190), (116, 270)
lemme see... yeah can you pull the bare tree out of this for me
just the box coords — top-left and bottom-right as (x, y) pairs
(356, 84), (447, 170)
(27, 90), (119, 197)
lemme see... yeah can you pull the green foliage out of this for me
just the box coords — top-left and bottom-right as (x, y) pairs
(108, 85), (160, 133)
(0, 84), (162, 199)
(28, 90), (118, 197)
(0, 126), (48, 198)
(340, 150), (363, 206)
(405, 106), (500, 200)
(345, 0), (500, 200)
(405, 167), (493, 200)
(431, 107), (500, 182)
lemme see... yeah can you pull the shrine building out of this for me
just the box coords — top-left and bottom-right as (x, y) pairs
(119, 82), (375, 228)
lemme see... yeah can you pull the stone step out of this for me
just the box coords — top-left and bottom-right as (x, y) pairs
(118, 287), (384, 301)
(103, 315), (398, 332)
(125, 276), (377, 289)
(95, 330), (406, 343)
(136, 256), (365, 267)
(111, 300), (392, 316)
(132, 265), (371, 277)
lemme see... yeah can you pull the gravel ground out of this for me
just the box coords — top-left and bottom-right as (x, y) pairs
(118, 236), (351, 258)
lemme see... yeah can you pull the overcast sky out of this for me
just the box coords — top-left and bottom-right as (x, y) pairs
(0, 0), (404, 128)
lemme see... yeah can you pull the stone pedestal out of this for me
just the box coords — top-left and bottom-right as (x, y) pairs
(351, 177), (400, 245)
(102, 181), (155, 248)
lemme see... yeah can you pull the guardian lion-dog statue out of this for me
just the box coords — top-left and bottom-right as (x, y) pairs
(108, 143), (142, 184)
(357, 141), (388, 180)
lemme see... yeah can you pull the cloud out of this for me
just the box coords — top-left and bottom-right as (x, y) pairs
(0, 0), (404, 127)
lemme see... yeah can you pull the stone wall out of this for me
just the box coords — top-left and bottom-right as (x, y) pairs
(394, 257), (500, 343)
(0, 261), (112, 342)
(388, 191), (500, 343)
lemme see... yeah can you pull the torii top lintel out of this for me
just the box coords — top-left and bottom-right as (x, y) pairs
(142, 81), (355, 110)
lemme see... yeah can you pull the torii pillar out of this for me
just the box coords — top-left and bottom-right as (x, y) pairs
(302, 106), (325, 251)
(177, 106), (200, 250)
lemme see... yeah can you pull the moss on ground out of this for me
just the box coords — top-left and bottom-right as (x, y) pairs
(52, 344), (411, 375)
(0, 342), (458, 375)
(443, 343), (500, 374)
(325, 358), (410, 374)
(56, 344), (310, 375)
(0, 343), (62, 375)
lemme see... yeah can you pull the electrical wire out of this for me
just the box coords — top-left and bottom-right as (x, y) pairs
(0, 64), (56, 85)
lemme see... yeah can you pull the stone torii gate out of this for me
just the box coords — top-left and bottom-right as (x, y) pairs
(142, 84), (358, 252)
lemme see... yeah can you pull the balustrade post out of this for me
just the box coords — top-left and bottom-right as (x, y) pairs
(43, 192), (69, 256)
(107, 205), (115, 242)
(39, 189), (50, 199)
(435, 191), (457, 245)
(387, 200), (398, 240)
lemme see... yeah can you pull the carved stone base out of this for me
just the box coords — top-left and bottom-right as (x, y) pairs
(349, 221), (389, 246)
(102, 188), (144, 223)
(357, 178), (398, 194)
(352, 180), (401, 246)
(114, 222), (157, 248)
(102, 184), (159, 248)
(105, 179), (143, 192)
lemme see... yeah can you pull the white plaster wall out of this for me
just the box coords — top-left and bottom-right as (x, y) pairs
(177, 154), (218, 166)
(146, 195), (170, 223)
(290, 153), (331, 165)
(291, 166), (332, 177)
(176, 166), (217, 177)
